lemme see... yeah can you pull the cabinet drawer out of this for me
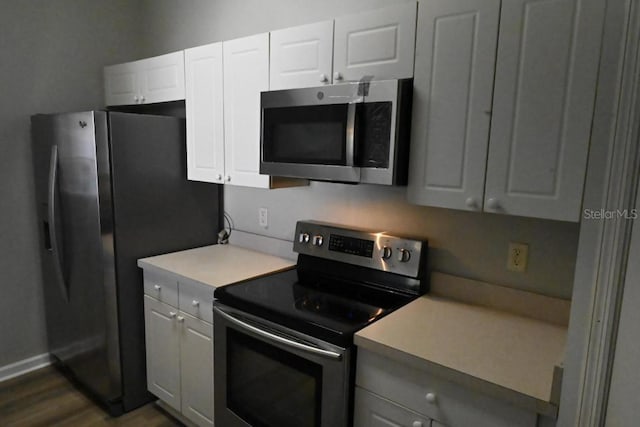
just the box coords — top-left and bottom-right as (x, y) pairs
(356, 350), (536, 427)
(144, 270), (178, 307)
(179, 280), (214, 323)
(354, 387), (431, 427)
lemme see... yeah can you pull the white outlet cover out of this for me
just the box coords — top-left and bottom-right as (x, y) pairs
(507, 242), (529, 272)
(259, 207), (268, 228)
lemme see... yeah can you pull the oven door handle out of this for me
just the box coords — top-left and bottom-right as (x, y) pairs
(214, 306), (343, 361)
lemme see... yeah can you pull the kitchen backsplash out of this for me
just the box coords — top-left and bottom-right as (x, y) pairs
(225, 182), (579, 300)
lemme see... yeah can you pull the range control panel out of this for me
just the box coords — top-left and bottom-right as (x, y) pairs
(293, 220), (426, 278)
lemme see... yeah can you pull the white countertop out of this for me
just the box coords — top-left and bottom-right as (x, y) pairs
(137, 244), (295, 288)
(355, 293), (567, 415)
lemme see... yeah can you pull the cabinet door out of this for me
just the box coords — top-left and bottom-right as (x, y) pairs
(270, 21), (334, 90)
(484, 0), (602, 221)
(104, 61), (140, 106)
(144, 296), (181, 411)
(223, 33), (271, 188)
(139, 51), (186, 104)
(333, 2), (417, 82)
(354, 387), (431, 427)
(180, 313), (214, 427)
(407, 0), (500, 211)
(185, 43), (225, 183)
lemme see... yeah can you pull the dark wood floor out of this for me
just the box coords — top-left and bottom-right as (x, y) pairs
(0, 367), (183, 426)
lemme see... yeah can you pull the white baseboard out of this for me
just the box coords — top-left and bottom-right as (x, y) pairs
(0, 353), (52, 383)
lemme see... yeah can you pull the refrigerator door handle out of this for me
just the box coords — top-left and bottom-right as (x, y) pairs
(48, 145), (69, 302)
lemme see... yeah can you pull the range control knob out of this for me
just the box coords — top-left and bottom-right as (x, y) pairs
(381, 246), (393, 260)
(312, 235), (324, 247)
(397, 248), (411, 263)
(299, 233), (310, 244)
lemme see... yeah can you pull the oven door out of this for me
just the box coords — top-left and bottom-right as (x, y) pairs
(213, 304), (351, 427)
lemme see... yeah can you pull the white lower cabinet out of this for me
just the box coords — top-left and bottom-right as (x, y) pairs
(355, 387), (432, 427)
(180, 312), (214, 427)
(144, 295), (181, 410)
(356, 349), (537, 427)
(143, 275), (214, 427)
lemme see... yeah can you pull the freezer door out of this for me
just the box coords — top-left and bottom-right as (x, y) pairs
(31, 112), (122, 408)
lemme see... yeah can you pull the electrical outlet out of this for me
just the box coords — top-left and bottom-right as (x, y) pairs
(507, 242), (529, 272)
(258, 207), (268, 228)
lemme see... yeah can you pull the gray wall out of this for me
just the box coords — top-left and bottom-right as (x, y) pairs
(0, 0), (143, 367)
(138, 0), (580, 299)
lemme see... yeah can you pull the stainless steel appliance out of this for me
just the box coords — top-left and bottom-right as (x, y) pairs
(30, 111), (222, 415)
(213, 221), (428, 427)
(260, 79), (413, 185)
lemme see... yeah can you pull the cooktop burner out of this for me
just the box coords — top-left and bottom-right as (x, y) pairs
(294, 292), (384, 324)
(214, 221), (428, 347)
(215, 269), (416, 346)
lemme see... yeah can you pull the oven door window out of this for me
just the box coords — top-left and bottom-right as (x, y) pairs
(263, 104), (348, 165)
(227, 329), (322, 427)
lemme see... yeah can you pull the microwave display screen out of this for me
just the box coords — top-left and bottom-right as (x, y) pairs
(263, 104), (348, 165)
(329, 234), (374, 258)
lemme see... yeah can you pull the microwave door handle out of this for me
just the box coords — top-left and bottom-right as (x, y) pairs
(214, 306), (342, 361)
(345, 103), (357, 167)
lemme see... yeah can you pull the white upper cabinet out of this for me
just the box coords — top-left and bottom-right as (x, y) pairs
(104, 51), (185, 106)
(140, 51), (186, 105)
(484, 0), (601, 221)
(333, 2), (417, 82)
(185, 43), (225, 184)
(270, 21), (334, 90)
(408, 0), (603, 222)
(408, 0), (500, 212)
(223, 33), (271, 188)
(104, 61), (138, 106)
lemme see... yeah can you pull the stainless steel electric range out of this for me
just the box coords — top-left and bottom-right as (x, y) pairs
(213, 221), (428, 427)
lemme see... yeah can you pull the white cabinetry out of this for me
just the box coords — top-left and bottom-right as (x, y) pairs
(408, 0), (603, 222)
(270, 3), (417, 90)
(223, 33), (272, 188)
(185, 39), (302, 188)
(333, 2), (417, 82)
(180, 312), (214, 427)
(407, 0), (499, 213)
(355, 349), (537, 427)
(143, 271), (214, 427)
(484, 0), (601, 221)
(270, 21), (334, 90)
(144, 295), (181, 410)
(104, 51), (185, 106)
(185, 43), (225, 183)
(355, 387), (431, 427)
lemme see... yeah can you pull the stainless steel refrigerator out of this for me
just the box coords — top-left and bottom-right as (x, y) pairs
(30, 111), (222, 415)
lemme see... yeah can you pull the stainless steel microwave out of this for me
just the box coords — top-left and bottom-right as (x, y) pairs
(260, 79), (413, 185)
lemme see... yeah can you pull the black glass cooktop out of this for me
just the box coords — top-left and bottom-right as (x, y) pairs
(214, 268), (415, 347)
